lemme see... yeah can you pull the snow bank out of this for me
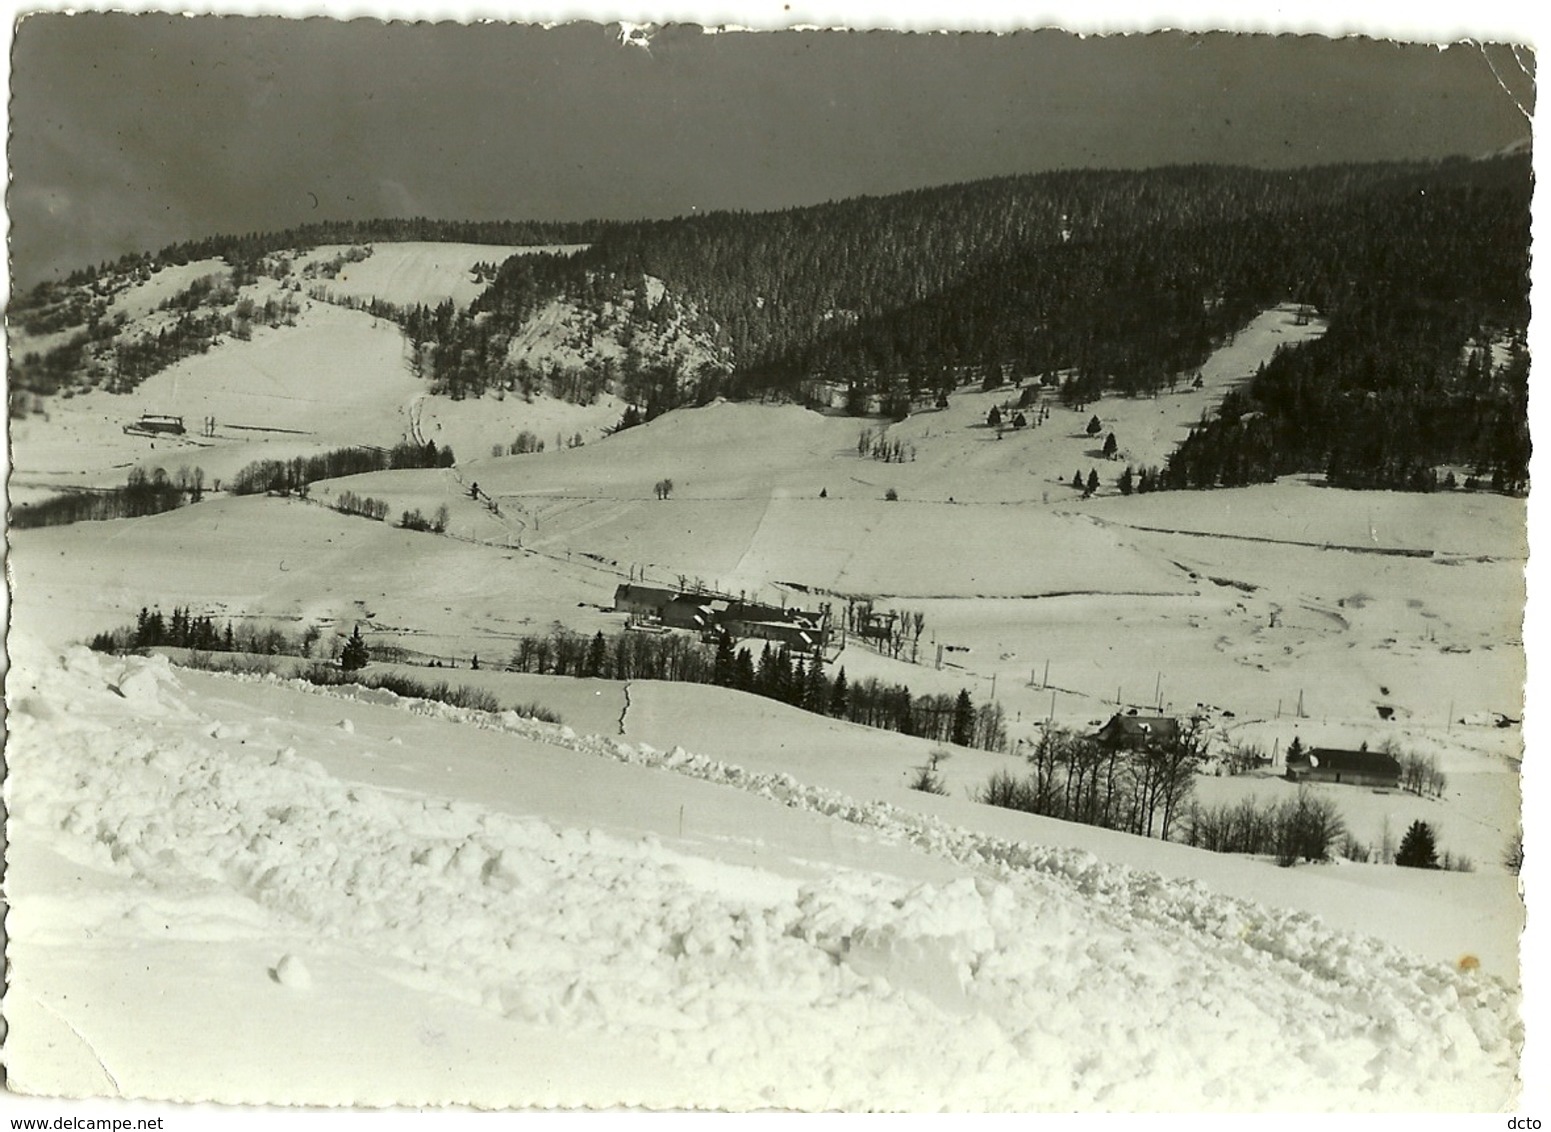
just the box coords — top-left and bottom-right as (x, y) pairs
(5, 647), (1522, 1110)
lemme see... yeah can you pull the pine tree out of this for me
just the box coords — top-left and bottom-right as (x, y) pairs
(1103, 432), (1118, 459)
(1396, 820), (1439, 869)
(1072, 470), (1084, 491)
(1118, 466), (1134, 495)
(586, 631), (609, 678)
(1087, 415), (1102, 436)
(804, 655), (828, 710)
(341, 626), (369, 672)
(790, 656), (809, 708)
(712, 632), (736, 687)
(951, 689), (975, 746)
(733, 647), (756, 692)
(829, 667), (850, 718)
(1085, 468), (1100, 496)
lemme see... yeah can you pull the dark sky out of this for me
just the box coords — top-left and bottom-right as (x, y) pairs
(6, 15), (1535, 287)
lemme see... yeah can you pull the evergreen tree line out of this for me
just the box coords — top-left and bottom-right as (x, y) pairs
(977, 726), (1203, 842)
(503, 628), (1007, 752)
(760, 158), (1528, 410)
(89, 606), (319, 658)
(389, 158), (1529, 486)
(12, 466), (204, 529)
(227, 439), (454, 496)
(140, 217), (606, 282)
(1162, 293), (1530, 493)
(17, 157), (1528, 489)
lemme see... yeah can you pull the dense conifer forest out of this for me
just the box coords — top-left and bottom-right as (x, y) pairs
(10, 155), (1531, 492)
(399, 156), (1533, 490)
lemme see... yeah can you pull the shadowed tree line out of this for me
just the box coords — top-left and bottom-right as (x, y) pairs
(227, 440), (454, 496)
(12, 466), (205, 529)
(504, 628), (1007, 752)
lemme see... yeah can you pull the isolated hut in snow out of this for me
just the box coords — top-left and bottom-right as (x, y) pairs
(1284, 747), (1402, 789)
(1094, 713), (1181, 751)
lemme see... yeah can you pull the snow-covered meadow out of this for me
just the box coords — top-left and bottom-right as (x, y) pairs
(3, 642), (1524, 1110)
(5, 251), (1534, 1115)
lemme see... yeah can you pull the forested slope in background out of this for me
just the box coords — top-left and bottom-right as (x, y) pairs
(10, 156), (1531, 492)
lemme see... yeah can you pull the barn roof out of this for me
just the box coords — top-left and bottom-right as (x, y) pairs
(1096, 714), (1181, 744)
(614, 583), (677, 604)
(1292, 748), (1404, 777)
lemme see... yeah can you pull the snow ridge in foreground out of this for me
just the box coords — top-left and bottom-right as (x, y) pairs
(6, 649), (1522, 1111)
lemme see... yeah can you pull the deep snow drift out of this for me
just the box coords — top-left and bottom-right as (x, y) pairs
(3, 643), (1523, 1110)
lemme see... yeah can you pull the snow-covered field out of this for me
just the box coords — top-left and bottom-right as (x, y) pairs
(3, 642), (1524, 1110)
(4, 295), (1534, 1113)
(295, 242), (585, 310)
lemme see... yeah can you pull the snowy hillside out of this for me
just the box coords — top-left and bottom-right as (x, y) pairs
(5, 291), (1531, 1113)
(3, 642), (1522, 1110)
(503, 273), (733, 388)
(293, 241), (585, 310)
(7, 240), (631, 502)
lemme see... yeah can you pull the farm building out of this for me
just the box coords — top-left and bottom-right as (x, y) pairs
(1285, 747), (1402, 789)
(662, 595), (731, 632)
(1094, 713), (1181, 751)
(613, 584), (677, 621)
(728, 619), (822, 656)
(613, 584), (829, 658)
(123, 413), (186, 437)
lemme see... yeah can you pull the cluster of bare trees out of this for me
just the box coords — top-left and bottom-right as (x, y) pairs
(332, 490), (390, 522)
(1395, 747), (1448, 798)
(1181, 789), (1347, 865)
(398, 504), (451, 534)
(856, 428), (916, 463)
(979, 726), (1204, 841)
(13, 465), (205, 529)
(845, 600), (927, 663)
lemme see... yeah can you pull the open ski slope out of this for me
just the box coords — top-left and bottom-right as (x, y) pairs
(294, 241), (586, 310)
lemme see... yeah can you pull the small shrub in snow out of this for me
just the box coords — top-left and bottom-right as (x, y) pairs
(1339, 833), (1373, 863)
(1504, 832), (1524, 876)
(909, 765), (948, 795)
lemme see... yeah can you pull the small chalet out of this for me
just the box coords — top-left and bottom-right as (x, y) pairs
(1284, 747), (1402, 789)
(613, 584), (677, 620)
(1094, 713), (1181, 751)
